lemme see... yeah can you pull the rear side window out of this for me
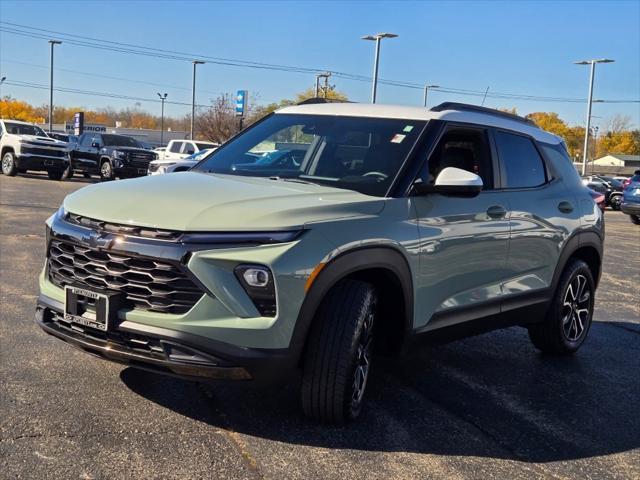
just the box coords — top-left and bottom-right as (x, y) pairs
(169, 141), (183, 153)
(495, 131), (546, 188)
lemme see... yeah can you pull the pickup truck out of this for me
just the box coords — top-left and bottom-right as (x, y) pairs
(0, 119), (69, 180)
(159, 139), (219, 161)
(69, 133), (157, 181)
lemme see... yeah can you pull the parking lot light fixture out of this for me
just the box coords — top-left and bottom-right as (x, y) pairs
(157, 92), (168, 146)
(423, 84), (440, 108)
(362, 33), (398, 104)
(191, 60), (205, 140)
(48, 40), (62, 133)
(574, 58), (614, 175)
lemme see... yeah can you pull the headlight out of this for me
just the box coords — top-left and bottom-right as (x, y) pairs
(234, 265), (276, 317)
(113, 150), (127, 159)
(632, 188), (640, 196)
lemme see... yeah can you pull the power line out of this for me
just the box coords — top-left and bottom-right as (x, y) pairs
(1, 22), (639, 105)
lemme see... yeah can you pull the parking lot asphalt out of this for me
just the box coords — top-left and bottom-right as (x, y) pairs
(1, 173), (639, 480)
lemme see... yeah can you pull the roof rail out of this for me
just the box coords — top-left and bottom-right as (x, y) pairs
(430, 102), (538, 127)
(296, 97), (351, 105)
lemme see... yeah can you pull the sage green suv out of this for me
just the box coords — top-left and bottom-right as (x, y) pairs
(36, 102), (603, 423)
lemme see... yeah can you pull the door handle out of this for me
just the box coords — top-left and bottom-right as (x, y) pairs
(558, 201), (574, 213)
(487, 205), (507, 219)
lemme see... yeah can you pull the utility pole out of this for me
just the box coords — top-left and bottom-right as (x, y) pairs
(191, 60), (205, 140)
(574, 58), (614, 175)
(361, 33), (397, 104)
(423, 84), (439, 108)
(48, 40), (62, 133)
(157, 93), (168, 146)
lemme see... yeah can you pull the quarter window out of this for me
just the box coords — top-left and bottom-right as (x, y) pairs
(495, 131), (546, 188)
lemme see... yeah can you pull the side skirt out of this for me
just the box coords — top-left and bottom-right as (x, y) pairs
(411, 290), (551, 347)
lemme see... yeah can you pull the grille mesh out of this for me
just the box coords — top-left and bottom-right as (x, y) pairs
(47, 239), (203, 314)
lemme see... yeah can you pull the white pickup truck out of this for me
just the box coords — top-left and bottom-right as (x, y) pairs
(158, 139), (219, 161)
(0, 119), (69, 180)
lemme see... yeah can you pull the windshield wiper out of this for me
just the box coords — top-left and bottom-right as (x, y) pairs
(268, 176), (317, 185)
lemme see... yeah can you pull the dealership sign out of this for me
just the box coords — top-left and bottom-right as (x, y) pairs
(235, 90), (248, 117)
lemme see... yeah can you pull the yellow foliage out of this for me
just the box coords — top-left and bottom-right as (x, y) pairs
(0, 98), (45, 123)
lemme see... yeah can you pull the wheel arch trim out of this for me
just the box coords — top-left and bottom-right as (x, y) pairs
(290, 246), (414, 362)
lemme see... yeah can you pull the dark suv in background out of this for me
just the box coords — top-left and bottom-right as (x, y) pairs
(69, 133), (157, 181)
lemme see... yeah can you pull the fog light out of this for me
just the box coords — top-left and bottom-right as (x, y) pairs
(243, 267), (270, 287)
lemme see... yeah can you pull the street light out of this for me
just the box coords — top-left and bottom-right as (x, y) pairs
(157, 93), (168, 146)
(191, 60), (205, 140)
(423, 84), (440, 108)
(48, 40), (62, 133)
(574, 58), (614, 175)
(362, 33), (398, 104)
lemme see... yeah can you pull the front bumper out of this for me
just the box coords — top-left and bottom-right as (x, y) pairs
(621, 201), (640, 216)
(16, 154), (68, 171)
(35, 294), (296, 384)
(113, 165), (150, 178)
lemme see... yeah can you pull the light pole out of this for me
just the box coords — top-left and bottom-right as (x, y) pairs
(423, 84), (439, 108)
(157, 93), (168, 146)
(574, 58), (614, 175)
(315, 72), (331, 98)
(191, 60), (205, 140)
(48, 40), (62, 133)
(362, 33), (397, 104)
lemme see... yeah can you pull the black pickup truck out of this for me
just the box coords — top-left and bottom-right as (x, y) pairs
(69, 133), (157, 180)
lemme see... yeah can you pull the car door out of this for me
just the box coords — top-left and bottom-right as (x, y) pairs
(181, 141), (196, 158)
(411, 124), (511, 331)
(493, 129), (582, 303)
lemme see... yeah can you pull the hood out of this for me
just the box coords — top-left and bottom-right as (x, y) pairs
(150, 158), (195, 166)
(20, 135), (66, 146)
(105, 146), (152, 154)
(64, 172), (385, 231)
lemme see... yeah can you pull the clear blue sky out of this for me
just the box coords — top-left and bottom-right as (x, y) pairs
(0, 0), (638, 128)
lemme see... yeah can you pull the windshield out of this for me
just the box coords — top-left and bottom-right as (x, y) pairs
(4, 122), (46, 137)
(193, 113), (425, 197)
(102, 134), (142, 148)
(195, 142), (216, 150)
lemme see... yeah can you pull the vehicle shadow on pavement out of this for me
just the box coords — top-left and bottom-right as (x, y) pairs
(120, 321), (640, 463)
(19, 172), (95, 184)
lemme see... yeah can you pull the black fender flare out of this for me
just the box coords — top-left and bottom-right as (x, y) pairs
(288, 246), (414, 363)
(550, 230), (603, 292)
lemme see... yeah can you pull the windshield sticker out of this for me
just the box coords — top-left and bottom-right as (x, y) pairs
(391, 134), (406, 144)
(403, 125), (414, 133)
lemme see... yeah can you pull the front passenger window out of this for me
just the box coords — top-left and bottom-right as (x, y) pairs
(427, 127), (494, 189)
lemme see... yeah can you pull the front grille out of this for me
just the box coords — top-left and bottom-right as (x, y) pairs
(22, 146), (67, 158)
(127, 152), (155, 168)
(47, 239), (204, 314)
(66, 213), (182, 241)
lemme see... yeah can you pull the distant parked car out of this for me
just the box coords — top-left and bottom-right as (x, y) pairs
(148, 147), (215, 175)
(159, 139), (219, 161)
(69, 133), (157, 181)
(587, 188), (606, 214)
(581, 175), (624, 210)
(621, 173), (640, 225)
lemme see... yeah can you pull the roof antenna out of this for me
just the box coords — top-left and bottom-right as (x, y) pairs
(481, 86), (490, 106)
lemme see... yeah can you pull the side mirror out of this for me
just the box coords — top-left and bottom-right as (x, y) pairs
(91, 141), (101, 149)
(412, 167), (483, 197)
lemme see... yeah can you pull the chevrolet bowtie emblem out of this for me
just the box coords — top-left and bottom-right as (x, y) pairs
(82, 231), (114, 250)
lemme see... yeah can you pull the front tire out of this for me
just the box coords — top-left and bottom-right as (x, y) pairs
(47, 170), (64, 181)
(1, 152), (18, 176)
(528, 259), (595, 355)
(630, 215), (640, 225)
(301, 279), (377, 424)
(61, 165), (73, 180)
(100, 160), (114, 181)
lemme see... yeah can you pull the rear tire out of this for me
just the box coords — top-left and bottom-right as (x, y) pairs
(528, 259), (594, 355)
(630, 215), (640, 225)
(1, 152), (18, 176)
(301, 279), (377, 424)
